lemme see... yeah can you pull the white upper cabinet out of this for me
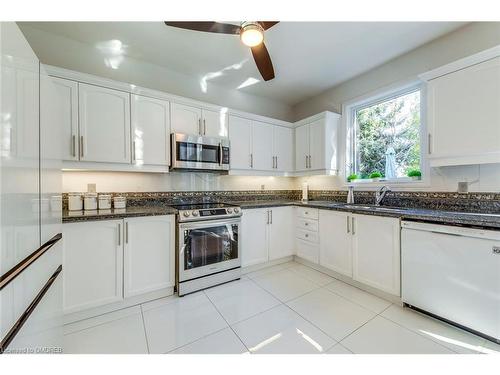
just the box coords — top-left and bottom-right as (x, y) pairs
(294, 111), (340, 174)
(131, 94), (170, 166)
(202, 108), (228, 138)
(171, 102), (228, 137)
(43, 77), (78, 161)
(229, 114), (293, 173)
(228, 115), (252, 170)
(295, 124), (310, 172)
(424, 54), (500, 166)
(78, 83), (131, 163)
(170, 102), (202, 135)
(252, 121), (274, 171)
(273, 126), (293, 172)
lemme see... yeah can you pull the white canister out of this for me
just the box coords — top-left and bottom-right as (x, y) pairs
(113, 196), (126, 209)
(98, 194), (112, 210)
(68, 193), (83, 211)
(84, 193), (98, 211)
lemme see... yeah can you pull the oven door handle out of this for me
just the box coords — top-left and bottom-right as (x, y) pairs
(179, 217), (241, 230)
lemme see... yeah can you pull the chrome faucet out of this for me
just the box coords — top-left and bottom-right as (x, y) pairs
(375, 186), (391, 206)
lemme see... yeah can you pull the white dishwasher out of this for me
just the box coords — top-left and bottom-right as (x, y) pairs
(401, 221), (500, 343)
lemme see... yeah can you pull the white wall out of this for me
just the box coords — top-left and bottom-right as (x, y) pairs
(18, 25), (293, 122)
(62, 171), (296, 193)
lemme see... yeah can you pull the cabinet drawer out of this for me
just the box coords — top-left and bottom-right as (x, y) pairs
(297, 218), (318, 232)
(296, 239), (319, 264)
(297, 207), (319, 220)
(296, 228), (319, 244)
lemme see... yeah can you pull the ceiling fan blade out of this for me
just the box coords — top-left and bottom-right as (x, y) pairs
(258, 21), (279, 30)
(251, 42), (275, 81)
(164, 22), (240, 35)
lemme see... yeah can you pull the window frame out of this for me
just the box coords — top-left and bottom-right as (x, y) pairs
(341, 79), (430, 188)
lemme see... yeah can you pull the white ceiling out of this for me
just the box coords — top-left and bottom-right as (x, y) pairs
(21, 22), (466, 105)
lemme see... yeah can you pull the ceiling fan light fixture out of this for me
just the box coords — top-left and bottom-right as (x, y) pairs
(240, 22), (264, 47)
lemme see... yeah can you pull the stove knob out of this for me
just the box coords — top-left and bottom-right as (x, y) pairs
(226, 208), (233, 214)
(183, 211), (190, 217)
(233, 207), (240, 214)
(192, 210), (199, 216)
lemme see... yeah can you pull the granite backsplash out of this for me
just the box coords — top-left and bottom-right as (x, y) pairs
(62, 190), (500, 213)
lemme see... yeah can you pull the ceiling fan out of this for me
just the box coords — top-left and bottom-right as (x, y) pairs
(164, 21), (279, 81)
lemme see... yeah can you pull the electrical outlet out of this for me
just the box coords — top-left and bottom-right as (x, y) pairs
(261, 184), (265, 190)
(87, 183), (96, 193)
(457, 181), (469, 193)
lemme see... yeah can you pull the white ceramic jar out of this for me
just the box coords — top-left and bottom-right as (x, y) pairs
(68, 193), (83, 211)
(98, 194), (112, 210)
(113, 196), (126, 209)
(84, 192), (98, 211)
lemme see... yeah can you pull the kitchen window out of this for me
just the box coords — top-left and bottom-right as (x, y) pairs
(345, 82), (425, 184)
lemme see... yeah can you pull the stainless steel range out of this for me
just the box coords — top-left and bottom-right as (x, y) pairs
(174, 203), (242, 296)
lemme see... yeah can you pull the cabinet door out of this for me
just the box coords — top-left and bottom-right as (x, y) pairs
(123, 216), (175, 298)
(131, 94), (170, 166)
(78, 83), (131, 163)
(202, 108), (228, 138)
(63, 220), (124, 313)
(252, 121), (273, 171)
(319, 210), (352, 277)
(296, 240), (319, 264)
(295, 124), (309, 171)
(44, 77), (78, 161)
(268, 207), (295, 260)
(171, 102), (202, 135)
(427, 56), (500, 161)
(228, 115), (252, 170)
(309, 119), (326, 170)
(273, 125), (293, 172)
(352, 214), (400, 295)
(241, 209), (269, 267)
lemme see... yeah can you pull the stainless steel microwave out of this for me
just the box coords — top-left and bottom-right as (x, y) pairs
(170, 133), (230, 172)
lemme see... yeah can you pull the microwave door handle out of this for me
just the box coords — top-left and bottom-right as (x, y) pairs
(219, 143), (223, 166)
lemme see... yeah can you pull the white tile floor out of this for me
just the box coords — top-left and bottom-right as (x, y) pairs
(63, 261), (500, 354)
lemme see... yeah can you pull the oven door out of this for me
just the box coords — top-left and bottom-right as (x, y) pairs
(178, 218), (240, 282)
(172, 133), (229, 171)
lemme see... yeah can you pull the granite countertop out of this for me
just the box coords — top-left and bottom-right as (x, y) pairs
(232, 200), (500, 230)
(63, 199), (500, 229)
(63, 205), (177, 223)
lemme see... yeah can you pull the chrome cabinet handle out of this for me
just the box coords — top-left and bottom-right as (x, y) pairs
(198, 118), (202, 135)
(250, 153), (253, 168)
(125, 222), (129, 244)
(132, 141), (136, 161)
(203, 119), (206, 135)
(72, 135), (76, 157)
(305, 222), (308, 226)
(305, 155), (308, 169)
(118, 224), (121, 246)
(493, 246), (500, 254)
(428, 133), (432, 154)
(270, 210), (273, 224)
(80, 136), (84, 158)
(308, 155), (312, 168)
(351, 217), (355, 235)
(305, 233), (309, 238)
(275, 156), (278, 169)
(346, 216), (350, 233)
(266, 210), (270, 224)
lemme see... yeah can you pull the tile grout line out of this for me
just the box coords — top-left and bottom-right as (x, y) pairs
(139, 304), (151, 354)
(202, 290), (252, 354)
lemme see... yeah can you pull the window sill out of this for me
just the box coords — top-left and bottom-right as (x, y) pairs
(344, 177), (429, 189)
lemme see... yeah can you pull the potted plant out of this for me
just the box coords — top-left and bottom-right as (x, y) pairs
(407, 169), (422, 180)
(369, 171), (382, 181)
(347, 173), (358, 183)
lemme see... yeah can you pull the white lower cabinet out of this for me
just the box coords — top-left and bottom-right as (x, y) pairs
(351, 214), (401, 296)
(63, 220), (124, 313)
(63, 215), (175, 314)
(319, 210), (352, 277)
(318, 210), (401, 296)
(241, 207), (294, 267)
(123, 216), (175, 298)
(295, 208), (320, 264)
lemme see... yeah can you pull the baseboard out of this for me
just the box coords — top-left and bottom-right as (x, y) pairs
(293, 256), (403, 305)
(63, 287), (174, 325)
(241, 256), (294, 275)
